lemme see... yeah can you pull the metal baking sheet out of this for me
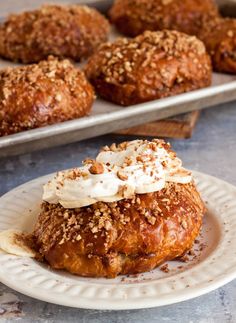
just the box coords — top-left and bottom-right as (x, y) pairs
(0, 0), (236, 158)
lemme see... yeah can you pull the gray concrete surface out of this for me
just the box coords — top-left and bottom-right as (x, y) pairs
(0, 102), (236, 322)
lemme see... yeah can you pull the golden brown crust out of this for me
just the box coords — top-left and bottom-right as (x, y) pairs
(109, 0), (219, 37)
(198, 17), (236, 73)
(0, 4), (110, 63)
(34, 181), (205, 278)
(0, 56), (94, 136)
(84, 30), (212, 106)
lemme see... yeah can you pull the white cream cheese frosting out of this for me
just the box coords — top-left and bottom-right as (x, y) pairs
(43, 139), (192, 208)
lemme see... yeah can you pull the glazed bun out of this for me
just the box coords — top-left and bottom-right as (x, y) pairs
(0, 4), (110, 63)
(84, 30), (212, 106)
(34, 139), (205, 278)
(198, 16), (236, 73)
(0, 56), (94, 136)
(109, 0), (219, 37)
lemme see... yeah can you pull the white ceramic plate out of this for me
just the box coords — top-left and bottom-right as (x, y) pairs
(0, 171), (236, 310)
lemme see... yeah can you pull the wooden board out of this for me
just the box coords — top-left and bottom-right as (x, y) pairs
(115, 111), (200, 139)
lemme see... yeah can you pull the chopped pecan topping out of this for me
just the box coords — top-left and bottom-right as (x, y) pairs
(117, 171), (128, 181)
(89, 161), (104, 175)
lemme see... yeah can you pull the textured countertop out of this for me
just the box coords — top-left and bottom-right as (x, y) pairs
(0, 102), (236, 322)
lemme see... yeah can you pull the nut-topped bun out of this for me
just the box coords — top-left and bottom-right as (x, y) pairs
(109, 0), (219, 37)
(0, 56), (94, 136)
(0, 4), (110, 63)
(33, 139), (205, 278)
(198, 16), (236, 73)
(84, 30), (212, 106)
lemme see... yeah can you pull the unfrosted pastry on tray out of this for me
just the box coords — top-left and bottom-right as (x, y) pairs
(0, 56), (94, 136)
(0, 4), (110, 63)
(198, 16), (236, 73)
(30, 139), (204, 278)
(109, 0), (219, 37)
(84, 30), (212, 106)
